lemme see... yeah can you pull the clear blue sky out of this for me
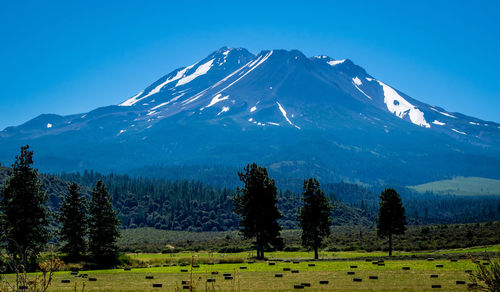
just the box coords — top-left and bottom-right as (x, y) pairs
(1, 0), (499, 129)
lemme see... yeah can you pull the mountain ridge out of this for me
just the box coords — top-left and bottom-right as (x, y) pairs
(1, 47), (499, 185)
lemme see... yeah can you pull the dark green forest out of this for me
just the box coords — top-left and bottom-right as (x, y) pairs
(1, 166), (499, 232)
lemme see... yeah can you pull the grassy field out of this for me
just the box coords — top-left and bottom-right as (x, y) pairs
(32, 259), (480, 291)
(409, 176), (500, 196)
(4, 248), (497, 291)
(126, 244), (500, 263)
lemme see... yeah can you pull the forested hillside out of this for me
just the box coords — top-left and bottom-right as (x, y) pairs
(1, 167), (499, 232)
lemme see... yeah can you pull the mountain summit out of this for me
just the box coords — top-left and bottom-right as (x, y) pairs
(1, 47), (499, 184)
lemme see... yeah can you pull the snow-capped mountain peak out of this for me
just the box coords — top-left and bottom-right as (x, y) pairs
(2, 47), (499, 185)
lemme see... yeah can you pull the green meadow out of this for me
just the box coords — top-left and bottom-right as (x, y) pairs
(409, 176), (500, 196)
(5, 247), (497, 291)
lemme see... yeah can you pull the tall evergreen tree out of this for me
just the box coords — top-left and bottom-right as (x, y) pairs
(377, 188), (407, 256)
(0, 145), (50, 270)
(88, 181), (120, 266)
(233, 163), (283, 259)
(297, 178), (333, 259)
(58, 183), (87, 260)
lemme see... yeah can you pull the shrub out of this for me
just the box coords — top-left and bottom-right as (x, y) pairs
(468, 255), (500, 292)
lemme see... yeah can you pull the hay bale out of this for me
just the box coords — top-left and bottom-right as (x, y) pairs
(372, 261), (378, 265)
(293, 261), (300, 264)
(378, 263), (385, 266)
(350, 265), (358, 269)
(70, 271), (78, 275)
(240, 266), (247, 269)
(483, 262), (490, 266)
(291, 270), (299, 273)
(269, 262), (276, 266)
(224, 276), (233, 280)
(181, 280), (190, 285)
(431, 284), (441, 288)
(456, 281), (465, 284)
(248, 261), (254, 264)
(436, 264), (444, 268)
(365, 258), (372, 262)
(207, 279), (216, 283)
(369, 276), (378, 280)
(275, 274), (283, 278)
(180, 269), (188, 272)
(430, 274), (438, 278)
(182, 285), (190, 289)
(450, 259), (458, 262)
(207, 263), (214, 265)
(192, 264), (200, 268)
(293, 285), (304, 289)
(88, 278), (97, 281)
(308, 263), (315, 267)
(347, 271), (355, 275)
(283, 268), (291, 271)
(402, 267), (410, 270)
(61, 279), (71, 283)
(152, 283), (162, 288)
(211, 271), (219, 275)
(427, 258), (435, 261)
(123, 267), (131, 271)
(319, 280), (329, 284)
(145, 276), (154, 279)
(301, 283), (311, 287)
(353, 278), (362, 282)
(223, 273), (232, 277)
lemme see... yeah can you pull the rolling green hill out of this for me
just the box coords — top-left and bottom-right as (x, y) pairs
(409, 176), (500, 196)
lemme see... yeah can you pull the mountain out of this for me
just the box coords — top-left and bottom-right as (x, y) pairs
(1, 47), (500, 185)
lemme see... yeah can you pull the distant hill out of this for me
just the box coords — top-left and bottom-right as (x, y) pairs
(409, 177), (500, 196)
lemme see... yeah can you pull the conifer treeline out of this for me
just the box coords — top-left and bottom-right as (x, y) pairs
(0, 146), (121, 270)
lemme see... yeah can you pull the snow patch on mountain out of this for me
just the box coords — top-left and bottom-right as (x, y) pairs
(430, 108), (457, 119)
(217, 106), (229, 116)
(215, 51), (273, 95)
(201, 94), (229, 110)
(469, 121), (480, 125)
(276, 102), (300, 129)
(452, 128), (466, 135)
(432, 120), (446, 126)
(151, 93), (186, 110)
(377, 81), (430, 128)
(176, 59), (214, 87)
(250, 106), (257, 112)
(327, 59), (345, 66)
(46, 123), (52, 128)
(119, 91), (144, 106)
(352, 77), (371, 100)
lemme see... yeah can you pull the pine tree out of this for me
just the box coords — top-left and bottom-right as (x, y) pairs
(0, 145), (50, 270)
(58, 182), (87, 260)
(233, 163), (283, 259)
(88, 181), (120, 266)
(377, 188), (407, 256)
(297, 178), (332, 259)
